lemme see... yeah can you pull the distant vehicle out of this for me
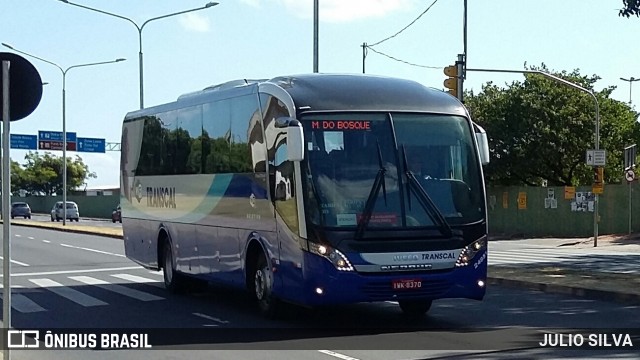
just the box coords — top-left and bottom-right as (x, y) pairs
(11, 202), (31, 219)
(112, 204), (122, 223)
(51, 201), (80, 222)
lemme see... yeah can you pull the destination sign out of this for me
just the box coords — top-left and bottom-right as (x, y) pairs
(311, 120), (371, 130)
(10, 134), (37, 150)
(38, 140), (76, 151)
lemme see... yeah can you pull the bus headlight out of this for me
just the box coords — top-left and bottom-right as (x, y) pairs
(308, 242), (354, 271)
(455, 236), (487, 267)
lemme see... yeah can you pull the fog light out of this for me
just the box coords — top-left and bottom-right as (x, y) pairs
(477, 280), (485, 288)
(315, 287), (324, 295)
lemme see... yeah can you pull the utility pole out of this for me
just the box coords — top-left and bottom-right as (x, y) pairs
(361, 42), (367, 74)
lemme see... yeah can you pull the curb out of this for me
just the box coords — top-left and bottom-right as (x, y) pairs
(7, 221), (123, 240)
(488, 276), (640, 305)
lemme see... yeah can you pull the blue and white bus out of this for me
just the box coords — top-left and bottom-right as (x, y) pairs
(120, 74), (490, 316)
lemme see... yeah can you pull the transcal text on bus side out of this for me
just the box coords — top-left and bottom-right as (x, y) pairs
(146, 187), (177, 208)
(311, 120), (371, 130)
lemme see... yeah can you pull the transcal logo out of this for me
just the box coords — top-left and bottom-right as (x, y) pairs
(424, 252), (455, 260)
(146, 187), (177, 208)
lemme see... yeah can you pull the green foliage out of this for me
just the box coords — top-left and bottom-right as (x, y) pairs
(465, 64), (639, 186)
(10, 152), (96, 195)
(620, 0), (640, 17)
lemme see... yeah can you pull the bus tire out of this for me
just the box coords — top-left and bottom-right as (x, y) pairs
(163, 240), (186, 293)
(398, 300), (432, 316)
(253, 253), (280, 318)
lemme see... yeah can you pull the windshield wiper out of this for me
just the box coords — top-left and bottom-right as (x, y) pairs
(401, 145), (452, 238)
(355, 140), (387, 240)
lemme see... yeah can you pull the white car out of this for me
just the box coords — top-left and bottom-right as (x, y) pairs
(51, 201), (80, 222)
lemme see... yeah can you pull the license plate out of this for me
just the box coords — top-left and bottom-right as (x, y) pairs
(392, 279), (422, 290)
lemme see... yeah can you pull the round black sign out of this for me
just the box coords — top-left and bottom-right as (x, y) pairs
(0, 52), (43, 121)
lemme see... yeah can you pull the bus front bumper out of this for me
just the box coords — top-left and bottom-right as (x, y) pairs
(294, 251), (487, 306)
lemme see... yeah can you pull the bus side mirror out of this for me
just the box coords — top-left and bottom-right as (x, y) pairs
(473, 123), (490, 165)
(287, 121), (304, 162)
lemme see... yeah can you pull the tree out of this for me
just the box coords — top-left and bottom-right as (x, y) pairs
(464, 64), (639, 186)
(18, 151), (96, 195)
(620, 0), (640, 17)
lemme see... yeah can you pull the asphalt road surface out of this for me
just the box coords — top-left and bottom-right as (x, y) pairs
(25, 213), (122, 228)
(1, 227), (638, 360)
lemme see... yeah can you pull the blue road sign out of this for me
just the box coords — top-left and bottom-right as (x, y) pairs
(38, 130), (76, 142)
(77, 137), (106, 153)
(10, 134), (38, 150)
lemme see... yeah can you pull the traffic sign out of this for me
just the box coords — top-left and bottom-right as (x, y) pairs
(38, 130), (76, 142)
(38, 140), (76, 151)
(586, 149), (606, 166)
(38, 130), (77, 151)
(0, 52), (43, 121)
(626, 169), (635, 183)
(10, 134), (37, 150)
(624, 144), (637, 170)
(77, 137), (106, 153)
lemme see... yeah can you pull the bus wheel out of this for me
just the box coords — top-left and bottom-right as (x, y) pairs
(253, 254), (279, 318)
(398, 300), (432, 316)
(163, 241), (185, 293)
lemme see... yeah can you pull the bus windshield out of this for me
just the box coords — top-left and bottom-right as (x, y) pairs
(302, 112), (484, 229)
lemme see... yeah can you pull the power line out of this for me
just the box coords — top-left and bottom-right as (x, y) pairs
(369, 0), (440, 47)
(365, 46), (442, 70)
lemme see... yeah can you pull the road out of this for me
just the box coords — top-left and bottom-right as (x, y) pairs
(24, 213), (121, 228)
(1, 227), (639, 359)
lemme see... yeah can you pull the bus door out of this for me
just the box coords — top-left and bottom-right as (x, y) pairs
(262, 93), (304, 293)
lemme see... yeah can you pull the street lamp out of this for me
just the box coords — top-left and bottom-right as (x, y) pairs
(58, 0), (219, 109)
(620, 77), (640, 104)
(2, 43), (125, 226)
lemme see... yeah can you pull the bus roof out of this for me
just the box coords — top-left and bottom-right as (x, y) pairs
(265, 73), (467, 116)
(124, 73), (467, 121)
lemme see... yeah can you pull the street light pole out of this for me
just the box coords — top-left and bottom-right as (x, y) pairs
(313, 0), (319, 73)
(2, 43), (124, 226)
(620, 77), (640, 104)
(59, 0), (219, 109)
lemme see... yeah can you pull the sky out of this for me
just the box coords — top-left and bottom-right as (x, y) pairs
(1, 0), (639, 188)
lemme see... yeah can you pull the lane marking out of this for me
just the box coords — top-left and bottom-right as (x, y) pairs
(60, 243), (126, 257)
(30, 278), (108, 307)
(69, 276), (164, 301)
(318, 350), (361, 360)
(14, 235), (22, 238)
(111, 274), (158, 283)
(0, 293), (46, 313)
(193, 312), (229, 324)
(1, 266), (142, 277)
(0, 256), (30, 267)
(42, 240), (51, 243)
(28, 237), (35, 240)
